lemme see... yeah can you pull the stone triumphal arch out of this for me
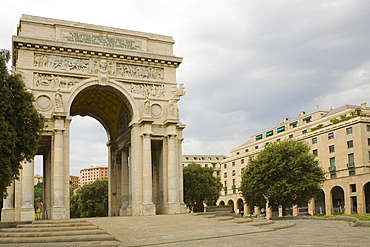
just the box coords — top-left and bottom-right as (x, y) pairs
(1, 15), (186, 221)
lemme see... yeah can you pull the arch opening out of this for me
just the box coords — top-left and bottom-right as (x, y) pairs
(331, 186), (345, 214)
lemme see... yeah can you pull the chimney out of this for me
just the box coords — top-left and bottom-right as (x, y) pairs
(300, 111), (306, 117)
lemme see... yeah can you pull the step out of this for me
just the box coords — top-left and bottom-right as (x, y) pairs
(32, 219), (87, 224)
(1, 225), (98, 232)
(16, 222), (92, 228)
(0, 234), (116, 244)
(0, 240), (122, 246)
(0, 229), (106, 237)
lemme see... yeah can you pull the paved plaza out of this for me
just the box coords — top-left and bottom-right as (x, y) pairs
(87, 214), (370, 247)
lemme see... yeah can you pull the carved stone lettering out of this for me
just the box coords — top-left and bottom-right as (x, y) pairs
(130, 83), (165, 98)
(34, 73), (83, 89)
(63, 32), (141, 51)
(117, 64), (164, 81)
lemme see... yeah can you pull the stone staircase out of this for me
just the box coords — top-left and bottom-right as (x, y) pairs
(0, 219), (122, 246)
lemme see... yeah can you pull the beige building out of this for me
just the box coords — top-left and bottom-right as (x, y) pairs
(182, 155), (227, 177)
(218, 103), (370, 216)
(70, 175), (79, 189)
(79, 166), (108, 186)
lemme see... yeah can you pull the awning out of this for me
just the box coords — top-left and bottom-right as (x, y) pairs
(303, 116), (312, 121)
(255, 134), (263, 139)
(277, 126), (285, 132)
(266, 130), (273, 136)
(289, 121), (298, 125)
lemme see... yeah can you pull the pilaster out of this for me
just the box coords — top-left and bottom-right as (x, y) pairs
(1, 182), (15, 222)
(20, 161), (35, 221)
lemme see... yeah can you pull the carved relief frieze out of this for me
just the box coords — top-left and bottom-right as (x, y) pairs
(117, 64), (164, 81)
(34, 73), (84, 89)
(129, 83), (165, 98)
(34, 54), (164, 81)
(34, 54), (89, 73)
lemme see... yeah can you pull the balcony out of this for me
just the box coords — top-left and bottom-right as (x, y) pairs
(347, 162), (355, 168)
(232, 185), (236, 189)
(329, 166), (336, 172)
(223, 187), (228, 191)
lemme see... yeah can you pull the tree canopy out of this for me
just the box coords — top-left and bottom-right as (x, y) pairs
(240, 139), (326, 215)
(70, 178), (108, 218)
(0, 49), (45, 198)
(183, 162), (222, 212)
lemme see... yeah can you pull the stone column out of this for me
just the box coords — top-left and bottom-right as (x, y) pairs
(142, 133), (153, 205)
(120, 149), (130, 216)
(51, 123), (66, 219)
(167, 134), (178, 204)
(141, 128), (155, 214)
(1, 181), (15, 222)
(21, 160), (35, 221)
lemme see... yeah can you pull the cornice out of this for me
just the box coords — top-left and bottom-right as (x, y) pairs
(13, 37), (182, 68)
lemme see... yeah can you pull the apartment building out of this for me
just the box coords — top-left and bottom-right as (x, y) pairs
(182, 155), (228, 177)
(218, 103), (370, 216)
(79, 166), (108, 186)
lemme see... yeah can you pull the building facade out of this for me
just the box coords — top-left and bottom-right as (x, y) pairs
(182, 155), (227, 177)
(218, 103), (370, 216)
(79, 166), (108, 186)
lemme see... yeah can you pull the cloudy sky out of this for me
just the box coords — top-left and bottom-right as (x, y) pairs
(1, 0), (370, 176)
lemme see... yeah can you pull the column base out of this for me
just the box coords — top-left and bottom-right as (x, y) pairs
(119, 205), (132, 216)
(164, 202), (187, 214)
(20, 207), (35, 221)
(51, 206), (67, 220)
(1, 208), (15, 222)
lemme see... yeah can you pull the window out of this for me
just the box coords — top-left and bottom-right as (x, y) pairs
(256, 134), (263, 140)
(255, 146), (259, 149)
(224, 164), (227, 169)
(224, 172), (227, 178)
(312, 137), (317, 144)
(205, 164), (208, 167)
(216, 171), (220, 176)
(236, 152), (239, 155)
(290, 121), (298, 128)
(350, 184), (357, 192)
(328, 132), (334, 139)
(241, 159), (244, 164)
(302, 130), (307, 134)
(232, 161), (235, 166)
(265, 142), (270, 146)
(241, 168), (244, 174)
(329, 157), (336, 170)
(212, 164), (216, 168)
(245, 149), (249, 152)
(346, 127), (353, 134)
(313, 149), (318, 156)
(349, 170), (356, 176)
(347, 140), (354, 148)
(367, 125), (370, 131)
(330, 173), (337, 179)
(232, 179), (236, 187)
(329, 145), (335, 153)
(289, 134), (293, 139)
(277, 139), (281, 142)
(368, 138), (370, 146)
(224, 181), (227, 187)
(348, 153), (355, 167)
(232, 170), (236, 176)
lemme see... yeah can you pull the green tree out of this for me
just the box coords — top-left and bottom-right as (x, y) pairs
(0, 49), (45, 199)
(240, 139), (326, 216)
(183, 162), (222, 212)
(70, 178), (108, 218)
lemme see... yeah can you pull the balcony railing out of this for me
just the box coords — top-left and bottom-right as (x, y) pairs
(347, 162), (355, 168)
(329, 166), (336, 171)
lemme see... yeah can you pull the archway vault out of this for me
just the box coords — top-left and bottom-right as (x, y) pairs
(70, 85), (132, 140)
(2, 15), (186, 222)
